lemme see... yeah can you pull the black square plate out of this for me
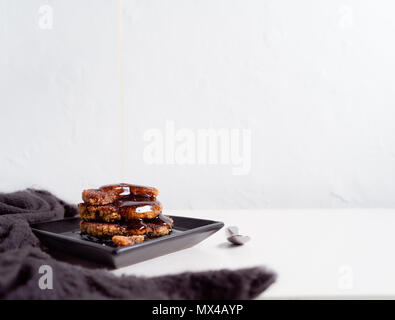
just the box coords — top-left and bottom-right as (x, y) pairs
(32, 216), (224, 268)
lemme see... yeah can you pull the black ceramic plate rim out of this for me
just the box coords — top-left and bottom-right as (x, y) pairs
(31, 215), (225, 255)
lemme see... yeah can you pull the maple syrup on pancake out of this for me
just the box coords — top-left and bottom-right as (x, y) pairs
(100, 183), (157, 200)
(124, 214), (172, 232)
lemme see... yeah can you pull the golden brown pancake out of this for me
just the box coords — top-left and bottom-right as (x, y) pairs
(82, 183), (159, 205)
(78, 200), (162, 222)
(112, 235), (145, 246)
(80, 214), (173, 238)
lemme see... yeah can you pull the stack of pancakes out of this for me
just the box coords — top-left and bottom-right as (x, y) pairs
(78, 183), (173, 246)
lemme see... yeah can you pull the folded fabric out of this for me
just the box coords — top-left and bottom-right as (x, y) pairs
(0, 189), (276, 299)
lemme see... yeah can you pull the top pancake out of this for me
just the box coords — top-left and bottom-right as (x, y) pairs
(82, 183), (159, 205)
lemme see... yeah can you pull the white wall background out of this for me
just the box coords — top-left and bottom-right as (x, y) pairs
(1, 0), (395, 209)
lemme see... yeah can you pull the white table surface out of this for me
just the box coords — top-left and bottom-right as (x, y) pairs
(112, 209), (395, 299)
